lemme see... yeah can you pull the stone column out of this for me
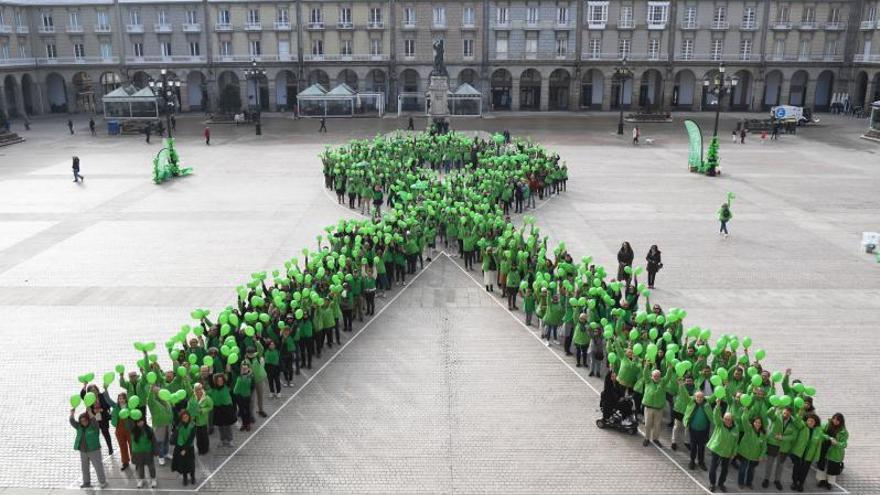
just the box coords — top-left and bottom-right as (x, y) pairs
(602, 75), (615, 111)
(511, 79), (520, 111)
(179, 82), (190, 112)
(569, 76), (580, 110)
(778, 78), (791, 106)
(267, 80), (277, 112)
(239, 81), (249, 113)
(804, 81), (817, 110)
(539, 76), (549, 111)
(751, 78), (765, 111)
(13, 81), (25, 116)
(0, 89), (8, 116)
(662, 77), (675, 111)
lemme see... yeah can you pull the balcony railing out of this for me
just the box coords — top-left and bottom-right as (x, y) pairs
(739, 21), (758, 30)
(307, 21), (324, 29)
(16, 25), (28, 34)
(303, 53), (388, 61)
(214, 22), (233, 31)
(710, 21), (729, 30)
(853, 53), (880, 62)
(38, 25), (56, 34)
(462, 21), (476, 29)
(402, 21), (417, 29)
(798, 21), (817, 29)
(244, 21), (262, 31)
(0, 24), (13, 34)
(492, 51), (575, 61)
(154, 23), (172, 33)
(555, 20), (573, 28)
(771, 21), (792, 29)
(126, 23), (144, 33)
(337, 21), (353, 29)
(491, 20), (512, 29)
(680, 20), (697, 29)
(125, 55), (208, 64)
(367, 21), (384, 29)
(94, 24), (111, 33)
(183, 23), (201, 32)
(860, 20), (877, 30)
(674, 53), (725, 61)
(824, 21), (844, 30)
(587, 20), (607, 29)
(647, 21), (666, 30)
(617, 19), (634, 28)
(273, 21), (291, 30)
(66, 24), (84, 33)
(0, 57), (37, 67)
(36, 56), (119, 65)
(432, 21), (447, 29)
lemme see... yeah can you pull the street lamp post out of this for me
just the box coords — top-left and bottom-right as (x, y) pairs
(703, 62), (739, 137)
(613, 58), (633, 135)
(244, 58), (267, 135)
(148, 68), (181, 139)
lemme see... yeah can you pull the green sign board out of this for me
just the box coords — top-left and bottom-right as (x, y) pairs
(683, 120), (703, 171)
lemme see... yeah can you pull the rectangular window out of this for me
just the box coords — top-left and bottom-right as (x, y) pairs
(14, 11), (24, 28)
(828, 8), (840, 23)
(133, 42), (144, 57)
(339, 8), (351, 24)
(618, 38), (631, 58)
(249, 40), (261, 55)
(648, 38), (660, 59)
(247, 9), (259, 24)
(740, 38), (752, 59)
(311, 39), (323, 55)
(46, 43), (57, 58)
(711, 39), (723, 60)
(69, 11), (80, 28)
(74, 43), (85, 58)
(867, 6), (877, 21)
(341, 39), (352, 55)
(588, 2), (608, 23)
(370, 38), (381, 55)
(130, 9), (141, 25)
(433, 7), (446, 26)
(97, 11), (109, 28)
(823, 39), (837, 57)
(588, 38), (601, 58)
(42, 12), (54, 28)
(527, 7), (539, 23)
(189, 41), (200, 56)
(278, 40), (290, 56)
(495, 37), (508, 55)
(220, 40), (232, 56)
(370, 8), (382, 24)
(187, 9), (198, 25)
(18, 44), (28, 58)
(742, 7), (756, 28)
(404, 38), (415, 57)
(219, 9), (231, 24)
(774, 38), (784, 58)
(647, 2), (668, 26)
(157, 8), (168, 25)
(799, 38), (809, 59)
(463, 7), (475, 25)
(463, 38), (474, 57)
(277, 8), (289, 23)
(619, 6), (633, 27)
(100, 42), (112, 58)
(802, 7), (815, 22)
(497, 7), (509, 24)
(526, 38), (538, 53)
(779, 5), (790, 22)
(713, 6), (727, 26)
(161, 41), (172, 57)
(681, 38), (693, 59)
(405, 8), (416, 24)
(556, 36), (567, 55)
(0, 43), (9, 60)
(683, 6), (696, 27)
(558, 6), (569, 23)
(310, 8), (322, 23)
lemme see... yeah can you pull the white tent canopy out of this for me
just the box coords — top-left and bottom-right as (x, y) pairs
(410, 82), (482, 117)
(102, 85), (159, 120)
(297, 83), (383, 118)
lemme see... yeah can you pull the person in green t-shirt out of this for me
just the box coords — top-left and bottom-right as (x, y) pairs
(264, 340), (282, 398)
(170, 410), (196, 485)
(129, 415), (157, 489)
(232, 363), (254, 431)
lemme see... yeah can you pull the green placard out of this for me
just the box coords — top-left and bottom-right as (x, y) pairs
(683, 120), (703, 171)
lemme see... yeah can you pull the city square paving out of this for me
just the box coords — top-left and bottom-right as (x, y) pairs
(0, 112), (877, 494)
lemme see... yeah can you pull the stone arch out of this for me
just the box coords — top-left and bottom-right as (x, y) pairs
(853, 71), (869, 108)
(763, 70), (783, 109)
(3, 75), (19, 117)
(337, 69), (358, 91)
(307, 69), (330, 89)
(490, 68), (512, 111)
(365, 69), (386, 93)
(638, 68), (663, 110)
(700, 69), (722, 109)
(457, 68), (480, 90)
(399, 68), (421, 93)
(548, 68), (571, 111)
(789, 70), (808, 106)
(99, 71), (122, 96)
(580, 69), (604, 109)
(731, 69), (753, 110)
(46, 72), (68, 112)
(673, 69), (696, 109)
(131, 71), (151, 89)
(246, 73), (269, 111)
(813, 70), (834, 111)
(872, 72), (880, 104)
(275, 70), (297, 110)
(218, 70), (240, 91)
(21, 73), (36, 115)
(186, 70), (207, 110)
(72, 71), (95, 112)
(519, 68), (541, 111)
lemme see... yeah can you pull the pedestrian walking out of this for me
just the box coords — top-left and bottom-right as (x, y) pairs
(170, 115), (176, 132)
(616, 241), (634, 282)
(407, 116), (414, 130)
(718, 203), (732, 238)
(145, 124), (151, 144)
(771, 123), (779, 140)
(72, 156), (83, 183)
(319, 117), (327, 133)
(740, 128), (747, 144)
(646, 245), (662, 289)
(67, 119), (75, 135)
(204, 126), (211, 145)
(632, 126), (640, 145)
(70, 408), (107, 489)
(732, 129), (738, 143)
(761, 130), (767, 143)
(89, 118), (96, 136)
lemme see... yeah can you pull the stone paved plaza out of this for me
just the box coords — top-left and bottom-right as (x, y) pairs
(0, 112), (878, 495)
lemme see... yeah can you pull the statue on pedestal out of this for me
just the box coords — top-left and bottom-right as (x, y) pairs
(432, 38), (447, 77)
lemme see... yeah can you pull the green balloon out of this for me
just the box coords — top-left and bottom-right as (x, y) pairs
(119, 408), (130, 419)
(769, 395), (780, 407)
(603, 328), (613, 339)
(115, 364), (125, 374)
(228, 353), (239, 365)
(771, 371), (784, 383)
(146, 371), (157, 384)
(793, 397), (805, 410)
(742, 336), (752, 349)
(663, 332), (672, 343)
(103, 372), (115, 387)
(779, 395), (792, 407)
(629, 329), (639, 341)
(177, 366), (187, 377)
(740, 394), (753, 407)
(793, 382), (805, 394)
(713, 385), (727, 399)
(203, 356), (214, 367)
(716, 368), (728, 380)
(700, 329), (712, 341)
(646, 343), (658, 360)
(648, 328), (658, 340)
(755, 349), (766, 361)
(608, 352), (618, 364)
(804, 386), (816, 396)
(128, 395), (140, 409)
(710, 375), (723, 387)
(70, 395), (82, 408)
(751, 374), (763, 387)
(158, 389), (172, 401)
(83, 392), (96, 407)
(130, 409), (143, 421)
(633, 343), (644, 356)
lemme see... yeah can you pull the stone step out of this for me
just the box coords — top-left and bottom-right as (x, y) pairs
(0, 130), (25, 147)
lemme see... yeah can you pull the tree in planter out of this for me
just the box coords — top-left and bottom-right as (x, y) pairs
(703, 136), (720, 175)
(218, 85), (242, 114)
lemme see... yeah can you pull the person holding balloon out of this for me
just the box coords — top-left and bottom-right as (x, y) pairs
(762, 403), (802, 490)
(69, 402), (107, 489)
(735, 408), (767, 489)
(790, 412), (824, 492)
(129, 409), (157, 488)
(706, 397), (739, 493)
(103, 387), (131, 471)
(683, 389), (711, 471)
(640, 357), (673, 448)
(187, 383), (213, 455)
(80, 383), (114, 455)
(208, 373), (236, 447)
(171, 410), (197, 486)
(232, 361), (254, 432)
(816, 413), (847, 490)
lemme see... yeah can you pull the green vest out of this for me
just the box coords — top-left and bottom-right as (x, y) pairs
(72, 421), (101, 452)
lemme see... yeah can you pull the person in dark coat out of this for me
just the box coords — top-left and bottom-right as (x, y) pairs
(67, 119), (75, 135)
(145, 124), (151, 144)
(646, 245), (662, 289)
(600, 371), (624, 420)
(72, 156), (83, 182)
(616, 241), (634, 283)
(319, 117), (327, 133)
(88, 118), (96, 136)
(171, 410), (196, 486)
(407, 117), (414, 130)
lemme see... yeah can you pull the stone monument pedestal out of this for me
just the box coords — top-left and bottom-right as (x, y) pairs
(427, 75), (450, 132)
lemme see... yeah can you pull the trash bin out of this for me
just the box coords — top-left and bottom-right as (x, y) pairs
(107, 121), (120, 135)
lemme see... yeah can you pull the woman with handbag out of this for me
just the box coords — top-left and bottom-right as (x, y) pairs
(816, 413), (847, 490)
(646, 245), (662, 289)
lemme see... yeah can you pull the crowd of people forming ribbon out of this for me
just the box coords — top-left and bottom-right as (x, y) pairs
(68, 130), (847, 493)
